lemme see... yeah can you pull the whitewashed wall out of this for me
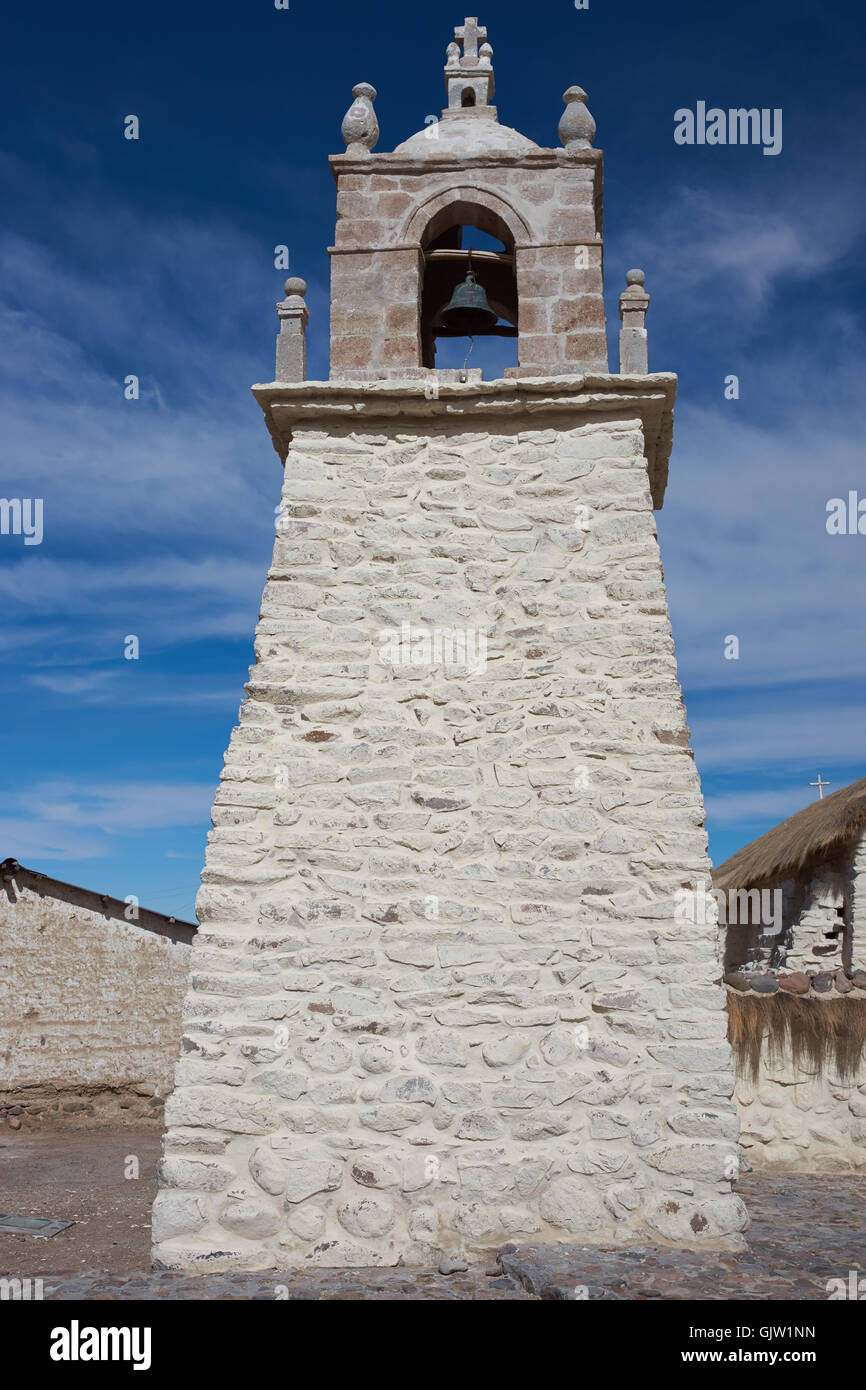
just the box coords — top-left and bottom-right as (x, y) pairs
(1, 873), (192, 1121)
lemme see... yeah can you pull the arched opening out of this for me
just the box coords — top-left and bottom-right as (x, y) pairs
(419, 204), (518, 375)
(461, 88), (476, 107)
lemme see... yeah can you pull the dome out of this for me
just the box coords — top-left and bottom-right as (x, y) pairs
(394, 117), (539, 158)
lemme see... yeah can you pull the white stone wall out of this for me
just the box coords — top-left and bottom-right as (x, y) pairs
(721, 854), (854, 976)
(736, 1053), (866, 1173)
(847, 829), (866, 965)
(0, 879), (191, 1118)
(785, 870), (847, 972)
(154, 403), (746, 1271)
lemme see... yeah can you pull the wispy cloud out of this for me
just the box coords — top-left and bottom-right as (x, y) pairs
(27, 668), (241, 706)
(706, 786), (835, 827)
(15, 779), (215, 834)
(661, 397), (866, 696)
(609, 168), (864, 319)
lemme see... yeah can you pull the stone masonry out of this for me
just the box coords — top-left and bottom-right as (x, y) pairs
(153, 20), (747, 1271)
(328, 149), (607, 380)
(328, 22), (605, 379)
(153, 385), (746, 1270)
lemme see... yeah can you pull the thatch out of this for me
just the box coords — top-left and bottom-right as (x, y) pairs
(712, 774), (866, 892)
(727, 992), (866, 1083)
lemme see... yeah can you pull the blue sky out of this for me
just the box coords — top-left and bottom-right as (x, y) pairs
(1, 0), (864, 922)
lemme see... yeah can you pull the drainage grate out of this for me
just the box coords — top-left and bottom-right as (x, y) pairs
(0, 1214), (73, 1238)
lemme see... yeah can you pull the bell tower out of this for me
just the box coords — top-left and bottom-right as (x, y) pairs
(328, 19), (606, 380)
(153, 17), (747, 1273)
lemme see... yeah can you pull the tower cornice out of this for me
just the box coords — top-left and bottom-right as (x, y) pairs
(252, 372), (677, 509)
(328, 147), (602, 181)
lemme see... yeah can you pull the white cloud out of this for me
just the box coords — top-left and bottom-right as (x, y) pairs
(15, 780), (215, 833)
(607, 171), (864, 317)
(0, 817), (110, 862)
(690, 696), (866, 773)
(26, 668), (241, 706)
(29, 670), (115, 697)
(660, 396), (866, 697)
(705, 786), (830, 826)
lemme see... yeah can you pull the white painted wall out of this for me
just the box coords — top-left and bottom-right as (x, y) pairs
(1, 876), (191, 1116)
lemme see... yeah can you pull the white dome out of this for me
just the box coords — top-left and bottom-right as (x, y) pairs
(394, 118), (538, 157)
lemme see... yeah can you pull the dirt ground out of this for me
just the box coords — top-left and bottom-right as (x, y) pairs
(0, 1122), (161, 1274)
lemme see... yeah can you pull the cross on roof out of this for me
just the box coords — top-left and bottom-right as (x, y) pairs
(810, 772), (831, 800)
(455, 17), (486, 61)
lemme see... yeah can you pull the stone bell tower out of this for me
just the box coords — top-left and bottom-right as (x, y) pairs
(153, 18), (747, 1272)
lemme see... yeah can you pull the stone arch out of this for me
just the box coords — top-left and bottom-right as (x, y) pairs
(406, 187), (528, 370)
(401, 185), (534, 250)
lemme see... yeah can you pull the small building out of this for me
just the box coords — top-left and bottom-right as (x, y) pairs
(714, 775), (866, 979)
(0, 858), (196, 1126)
(712, 781), (866, 1173)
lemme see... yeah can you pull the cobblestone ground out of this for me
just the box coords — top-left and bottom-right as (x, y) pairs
(3, 1171), (864, 1299)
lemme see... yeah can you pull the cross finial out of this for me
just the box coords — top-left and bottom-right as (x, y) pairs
(455, 17), (487, 61)
(810, 772), (831, 800)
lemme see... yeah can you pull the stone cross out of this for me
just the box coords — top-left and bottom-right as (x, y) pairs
(810, 773), (831, 800)
(455, 17), (486, 62)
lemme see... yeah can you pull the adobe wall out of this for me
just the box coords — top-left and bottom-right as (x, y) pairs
(154, 384), (747, 1271)
(0, 875), (192, 1124)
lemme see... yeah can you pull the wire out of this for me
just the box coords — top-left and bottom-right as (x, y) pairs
(460, 336), (475, 382)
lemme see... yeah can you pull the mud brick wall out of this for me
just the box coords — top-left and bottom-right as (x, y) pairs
(1, 875), (192, 1122)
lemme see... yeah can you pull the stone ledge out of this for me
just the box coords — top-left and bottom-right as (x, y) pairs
(252, 373), (677, 509)
(725, 968), (866, 999)
(328, 147), (604, 180)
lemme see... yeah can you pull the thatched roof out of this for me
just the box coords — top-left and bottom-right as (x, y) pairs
(712, 775), (866, 891)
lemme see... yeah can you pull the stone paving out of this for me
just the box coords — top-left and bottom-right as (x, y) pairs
(6, 1172), (864, 1300)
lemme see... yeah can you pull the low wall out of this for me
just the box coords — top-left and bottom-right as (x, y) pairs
(728, 989), (866, 1173)
(735, 1059), (866, 1174)
(0, 868), (194, 1124)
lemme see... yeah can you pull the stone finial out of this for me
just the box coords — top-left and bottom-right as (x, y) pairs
(341, 82), (379, 155)
(276, 276), (309, 383)
(559, 86), (596, 148)
(618, 269), (650, 374)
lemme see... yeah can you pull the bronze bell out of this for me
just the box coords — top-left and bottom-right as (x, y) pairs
(438, 267), (498, 335)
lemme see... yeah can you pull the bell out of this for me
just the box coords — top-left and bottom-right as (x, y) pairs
(438, 267), (498, 335)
